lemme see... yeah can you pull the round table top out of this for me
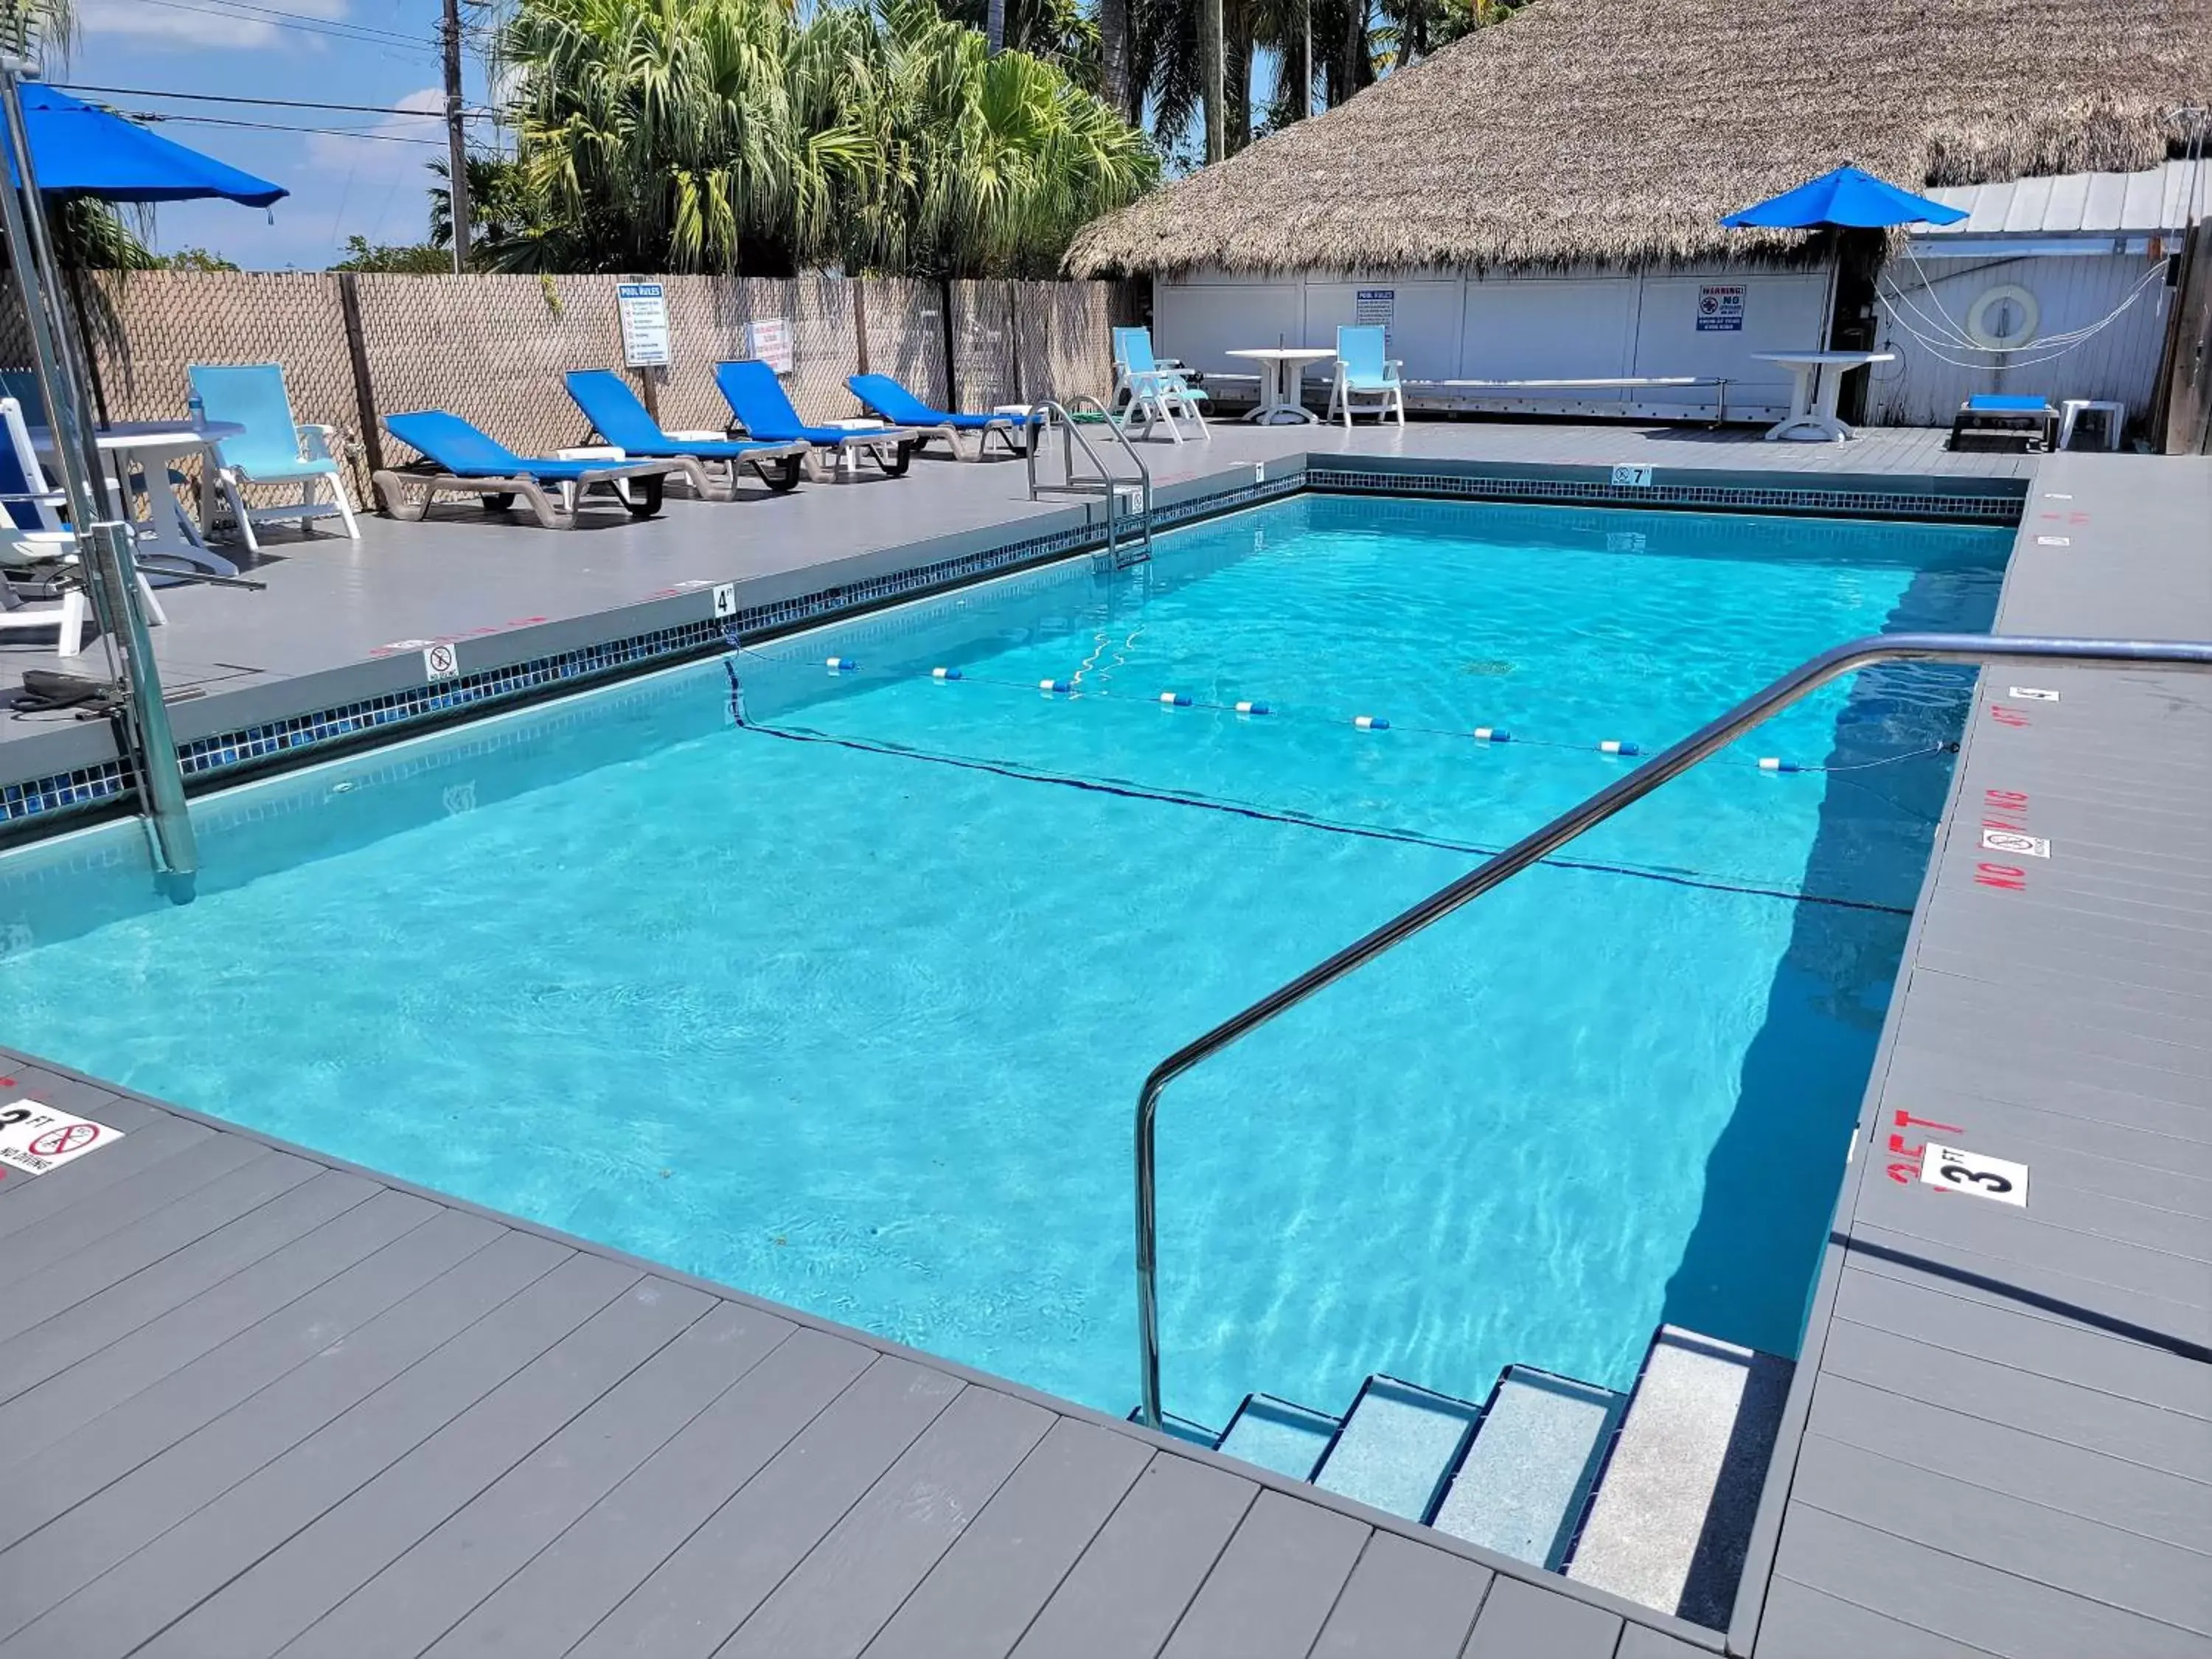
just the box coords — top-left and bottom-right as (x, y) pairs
(1751, 351), (1897, 367)
(1226, 347), (1341, 362)
(29, 420), (245, 452)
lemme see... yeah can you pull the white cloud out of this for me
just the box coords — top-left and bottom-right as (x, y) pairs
(306, 85), (448, 178)
(83, 0), (349, 52)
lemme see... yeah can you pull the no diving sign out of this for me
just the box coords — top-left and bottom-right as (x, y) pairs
(0, 1099), (125, 1179)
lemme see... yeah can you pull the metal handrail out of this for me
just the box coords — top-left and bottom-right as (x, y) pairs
(1025, 396), (1154, 563)
(1133, 631), (2212, 1429)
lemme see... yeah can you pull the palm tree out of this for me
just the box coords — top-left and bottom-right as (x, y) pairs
(499, 0), (1155, 276)
(0, 0), (70, 59)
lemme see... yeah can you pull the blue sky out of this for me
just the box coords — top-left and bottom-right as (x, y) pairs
(69, 0), (498, 268)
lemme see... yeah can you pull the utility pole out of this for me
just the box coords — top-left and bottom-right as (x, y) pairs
(987, 0), (1004, 52)
(441, 0), (470, 273)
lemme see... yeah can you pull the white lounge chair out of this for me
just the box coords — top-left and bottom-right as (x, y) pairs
(188, 363), (360, 552)
(1326, 325), (1405, 428)
(0, 398), (170, 653)
(0, 526), (95, 655)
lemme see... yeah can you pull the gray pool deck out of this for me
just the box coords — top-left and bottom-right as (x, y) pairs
(0, 421), (2202, 1659)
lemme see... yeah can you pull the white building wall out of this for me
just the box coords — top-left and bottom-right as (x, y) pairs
(1155, 265), (1835, 420)
(1866, 253), (2176, 431)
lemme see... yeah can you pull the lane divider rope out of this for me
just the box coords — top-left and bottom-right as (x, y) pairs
(731, 644), (1960, 779)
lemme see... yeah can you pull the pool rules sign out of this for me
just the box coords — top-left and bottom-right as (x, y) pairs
(0, 1099), (125, 1179)
(617, 282), (672, 368)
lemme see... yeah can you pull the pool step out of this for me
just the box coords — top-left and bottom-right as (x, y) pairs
(1311, 1376), (1484, 1522)
(1216, 1394), (1341, 1481)
(1186, 1321), (1792, 1630)
(1430, 1366), (1624, 1569)
(1566, 1325), (1793, 1627)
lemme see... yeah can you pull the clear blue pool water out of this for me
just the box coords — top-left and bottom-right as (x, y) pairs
(0, 495), (2007, 1428)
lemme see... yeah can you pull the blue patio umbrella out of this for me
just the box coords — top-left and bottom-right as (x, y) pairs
(7, 81), (286, 206)
(1720, 164), (1964, 229)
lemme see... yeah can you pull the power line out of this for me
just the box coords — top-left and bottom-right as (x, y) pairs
(54, 83), (495, 119)
(153, 0), (428, 45)
(122, 111), (449, 146)
(128, 0), (437, 53)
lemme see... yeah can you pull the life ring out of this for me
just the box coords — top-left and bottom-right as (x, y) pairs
(1964, 284), (2039, 350)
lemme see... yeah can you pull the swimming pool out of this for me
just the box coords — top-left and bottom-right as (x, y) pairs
(0, 494), (2007, 1429)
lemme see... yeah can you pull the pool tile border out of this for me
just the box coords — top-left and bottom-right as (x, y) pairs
(1306, 464), (2023, 524)
(0, 460), (2017, 833)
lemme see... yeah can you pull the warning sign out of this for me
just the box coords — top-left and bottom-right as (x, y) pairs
(422, 642), (460, 682)
(1697, 285), (1745, 332)
(0, 1099), (125, 1178)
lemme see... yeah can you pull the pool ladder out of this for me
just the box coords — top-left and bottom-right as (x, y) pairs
(1025, 395), (1153, 569)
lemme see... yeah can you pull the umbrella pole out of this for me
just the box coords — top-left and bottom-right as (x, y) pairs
(0, 57), (198, 900)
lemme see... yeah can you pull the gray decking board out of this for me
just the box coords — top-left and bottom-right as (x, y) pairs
(279, 1301), (795, 1659)
(563, 1355), (966, 1659)
(1006, 1452), (1258, 1659)
(178, 1280), (726, 1659)
(421, 1326), (878, 1659)
(1756, 452), (2212, 1658)
(0, 1227), (580, 1648)
(1768, 1507), (2208, 1659)
(1815, 1315), (2212, 1471)
(0, 1168), (380, 1394)
(1461, 1574), (1623, 1659)
(855, 1418), (1155, 1659)
(1806, 1372), (2212, 1554)
(0, 1184), (433, 1453)
(713, 1384), (1054, 1659)
(1155, 1489), (1371, 1659)
(1755, 1578), (2011, 1659)
(1829, 1267), (2212, 1419)
(1305, 1530), (1492, 1659)
(60, 1245), (636, 1659)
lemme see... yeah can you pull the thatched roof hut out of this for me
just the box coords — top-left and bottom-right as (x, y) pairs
(1065, 0), (2212, 277)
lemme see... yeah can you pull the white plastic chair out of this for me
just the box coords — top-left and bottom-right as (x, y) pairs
(189, 363), (359, 552)
(1113, 327), (1210, 445)
(1325, 325), (1406, 428)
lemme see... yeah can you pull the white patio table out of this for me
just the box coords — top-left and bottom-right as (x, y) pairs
(1753, 351), (1896, 442)
(1226, 347), (1338, 425)
(30, 419), (246, 578)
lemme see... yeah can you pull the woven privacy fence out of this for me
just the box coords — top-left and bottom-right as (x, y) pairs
(0, 271), (1141, 491)
(0, 271), (369, 503)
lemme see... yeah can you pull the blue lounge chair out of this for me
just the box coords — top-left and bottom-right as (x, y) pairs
(375, 410), (682, 529)
(1326, 326), (1404, 428)
(187, 363), (361, 553)
(713, 360), (919, 479)
(563, 370), (810, 498)
(846, 374), (1021, 461)
(1110, 327), (1208, 444)
(1947, 393), (2056, 453)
